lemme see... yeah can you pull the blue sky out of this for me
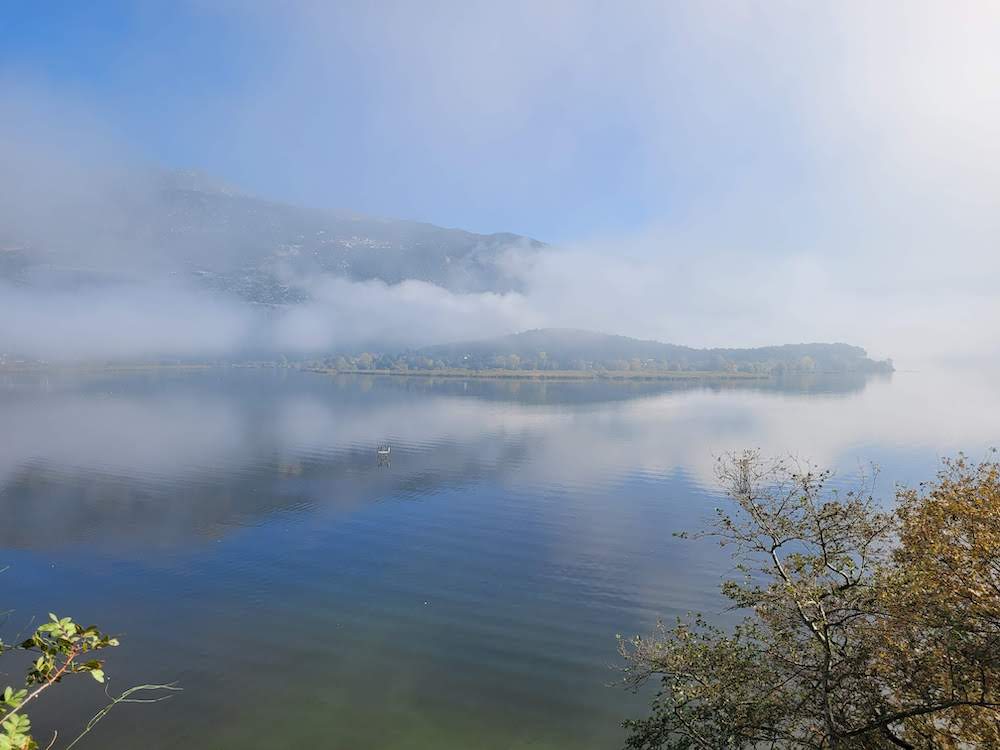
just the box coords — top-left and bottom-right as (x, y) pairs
(2, 2), (829, 242)
(2, 2), (999, 361)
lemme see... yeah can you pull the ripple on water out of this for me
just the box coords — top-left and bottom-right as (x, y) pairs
(1, 368), (994, 749)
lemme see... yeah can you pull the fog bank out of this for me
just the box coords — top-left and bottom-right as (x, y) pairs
(4, 1), (1000, 367)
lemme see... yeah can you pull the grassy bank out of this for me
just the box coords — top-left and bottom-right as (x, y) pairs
(0, 362), (220, 373)
(0, 363), (770, 382)
(303, 367), (768, 381)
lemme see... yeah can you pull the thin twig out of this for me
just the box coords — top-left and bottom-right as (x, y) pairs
(64, 683), (181, 750)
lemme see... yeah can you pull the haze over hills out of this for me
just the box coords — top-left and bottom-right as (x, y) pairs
(0, 167), (893, 367)
(4, 2), (1000, 369)
(0, 169), (545, 303)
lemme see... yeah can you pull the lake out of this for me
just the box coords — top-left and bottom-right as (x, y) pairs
(0, 367), (996, 749)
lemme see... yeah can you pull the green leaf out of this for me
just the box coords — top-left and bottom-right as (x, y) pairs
(90, 669), (105, 683)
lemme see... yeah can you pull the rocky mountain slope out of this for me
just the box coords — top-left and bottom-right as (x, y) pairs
(0, 170), (545, 304)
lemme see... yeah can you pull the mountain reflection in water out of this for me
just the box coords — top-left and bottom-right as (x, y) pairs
(0, 367), (995, 749)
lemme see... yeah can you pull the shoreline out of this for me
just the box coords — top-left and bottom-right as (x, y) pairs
(301, 367), (770, 381)
(0, 363), (220, 373)
(0, 363), (880, 382)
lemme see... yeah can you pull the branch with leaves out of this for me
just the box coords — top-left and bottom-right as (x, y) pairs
(1, 612), (177, 750)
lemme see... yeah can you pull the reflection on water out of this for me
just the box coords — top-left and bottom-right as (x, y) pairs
(0, 368), (996, 748)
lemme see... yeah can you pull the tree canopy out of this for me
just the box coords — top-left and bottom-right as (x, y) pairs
(620, 451), (1000, 749)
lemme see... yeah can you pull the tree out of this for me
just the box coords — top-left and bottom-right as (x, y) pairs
(883, 455), (1000, 746)
(1, 607), (177, 749)
(619, 451), (1000, 749)
(709, 353), (729, 372)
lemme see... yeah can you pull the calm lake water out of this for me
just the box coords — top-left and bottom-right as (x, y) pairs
(0, 367), (996, 749)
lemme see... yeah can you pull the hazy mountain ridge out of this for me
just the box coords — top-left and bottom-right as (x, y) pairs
(1, 169), (545, 303)
(1, 170), (891, 368)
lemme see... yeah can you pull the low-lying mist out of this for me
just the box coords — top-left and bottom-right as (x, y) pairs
(2, 79), (999, 367)
(3, 210), (998, 367)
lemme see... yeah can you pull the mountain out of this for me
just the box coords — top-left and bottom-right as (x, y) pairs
(1, 171), (894, 373)
(399, 329), (894, 374)
(0, 169), (545, 303)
